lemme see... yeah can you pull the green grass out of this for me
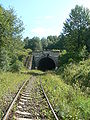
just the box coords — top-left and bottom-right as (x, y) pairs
(41, 73), (90, 120)
(21, 69), (44, 75)
(0, 72), (30, 119)
(0, 64), (90, 119)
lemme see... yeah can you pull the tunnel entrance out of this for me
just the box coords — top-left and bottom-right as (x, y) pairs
(38, 57), (55, 71)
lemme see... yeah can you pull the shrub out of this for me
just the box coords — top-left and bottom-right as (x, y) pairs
(57, 59), (90, 89)
(10, 60), (23, 72)
(41, 74), (90, 120)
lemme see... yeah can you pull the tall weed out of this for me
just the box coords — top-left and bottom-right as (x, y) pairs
(41, 74), (90, 120)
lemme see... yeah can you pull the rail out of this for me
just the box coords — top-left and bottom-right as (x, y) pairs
(40, 79), (59, 120)
(2, 79), (29, 120)
(2, 77), (60, 120)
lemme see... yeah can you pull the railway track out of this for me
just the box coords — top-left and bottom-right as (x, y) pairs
(2, 76), (59, 120)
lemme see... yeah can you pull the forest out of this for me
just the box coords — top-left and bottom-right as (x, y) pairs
(0, 4), (90, 119)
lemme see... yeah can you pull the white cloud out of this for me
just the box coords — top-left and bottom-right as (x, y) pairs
(31, 27), (60, 38)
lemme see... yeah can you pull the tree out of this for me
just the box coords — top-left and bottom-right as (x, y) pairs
(0, 5), (25, 71)
(24, 37), (30, 49)
(0, 6), (24, 49)
(47, 35), (58, 49)
(24, 37), (42, 51)
(63, 5), (90, 52)
(55, 34), (65, 50)
(41, 37), (48, 50)
(85, 27), (90, 52)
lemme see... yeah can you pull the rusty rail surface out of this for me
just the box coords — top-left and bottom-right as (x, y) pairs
(40, 79), (59, 120)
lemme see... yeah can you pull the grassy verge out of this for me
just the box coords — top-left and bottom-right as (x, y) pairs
(0, 72), (30, 119)
(41, 73), (90, 120)
(21, 69), (44, 75)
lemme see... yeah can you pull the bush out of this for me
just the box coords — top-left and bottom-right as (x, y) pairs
(57, 59), (90, 89)
(59, 50), (75, 66)
(59, 47), (89, 66)
(10, 60), (23, 72)
(41, 74), (90, 120)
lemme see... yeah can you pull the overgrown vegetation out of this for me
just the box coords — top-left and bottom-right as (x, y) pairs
(41, 73), (90, 120)
(0, 72), (30, 119)
(57, 59), (90, 90)
(0, 3), (90, 120)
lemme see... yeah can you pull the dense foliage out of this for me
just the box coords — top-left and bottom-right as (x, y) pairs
(0, 5), (32, 71)
(57, 59), (90, 89)
(63, 5), (90, 52)
(41, 73), (90, 120)
(59, 5), (90, 62)
(24, 35), (59, 51)
(24, 37), (42, 50)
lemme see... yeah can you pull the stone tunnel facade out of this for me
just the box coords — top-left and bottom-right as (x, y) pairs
(32, 51), (60, 71)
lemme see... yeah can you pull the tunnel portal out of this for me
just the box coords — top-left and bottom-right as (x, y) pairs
(38, 57), (55, 71)
(31, 51), (60, 71)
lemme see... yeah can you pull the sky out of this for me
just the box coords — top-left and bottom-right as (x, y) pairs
(0, 0), (90, 39)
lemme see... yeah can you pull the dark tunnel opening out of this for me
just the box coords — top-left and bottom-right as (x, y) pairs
(38, 57), (55, 71)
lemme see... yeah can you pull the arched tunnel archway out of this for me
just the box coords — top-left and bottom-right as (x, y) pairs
(38, 57), (56, 71)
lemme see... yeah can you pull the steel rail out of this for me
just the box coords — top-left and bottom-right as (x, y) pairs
(40, 79), (60, 120)
(2, 76), (60, 120)
(2, 78), (29, 120)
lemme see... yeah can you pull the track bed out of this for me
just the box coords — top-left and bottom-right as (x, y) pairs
(4, 77), (55, 120)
